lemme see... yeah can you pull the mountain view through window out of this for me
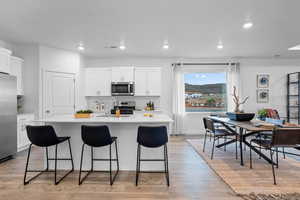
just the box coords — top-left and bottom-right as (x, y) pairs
(184, 73), (227, 112)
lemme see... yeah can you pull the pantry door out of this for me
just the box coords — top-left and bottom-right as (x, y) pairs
(44, 71), (75, 118)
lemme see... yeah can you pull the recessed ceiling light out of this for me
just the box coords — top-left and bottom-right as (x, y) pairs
(243, 22), (253, 29)
(163, 43), (169, 50)
(217, 44), (223, 50)
(119, 44), (126, 50)
(77, 43), (85, 51)
(288, 44), (300, 51)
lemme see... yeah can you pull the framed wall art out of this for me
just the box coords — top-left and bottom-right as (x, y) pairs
(257, 89), (269, 103)
(257, 74), (269, 88)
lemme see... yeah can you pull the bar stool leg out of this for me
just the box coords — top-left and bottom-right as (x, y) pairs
(23, 144), (33, 185)
(46, 147), (49, 171)
(54, 144), (58, 185)
(79, 144), (85, 185)
(164, 144), (170, 187)
(68, 139), (74, 171)
(115, 140), (120, 172)
(136, 144), (140, 186)
(109, 144), (112, 185)
(91, 147), (94, 172)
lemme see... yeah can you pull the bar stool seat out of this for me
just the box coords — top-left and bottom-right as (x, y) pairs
(79, 125), (119, 185)
(24, 125), (74, 185)
(136, 126), (170, 186)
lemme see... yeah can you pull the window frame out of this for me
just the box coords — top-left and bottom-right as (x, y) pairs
(184, 72), (228, 113)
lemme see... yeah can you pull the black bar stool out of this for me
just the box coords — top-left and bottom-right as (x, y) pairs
(79, 125), (119, 185)
(136, 126), (170, 186)
(24, 125), (74, 185)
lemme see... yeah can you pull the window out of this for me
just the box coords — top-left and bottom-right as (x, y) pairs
(184, 72), (227, 112)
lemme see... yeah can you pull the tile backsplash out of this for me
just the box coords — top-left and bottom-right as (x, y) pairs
(86, 96), (160, 113)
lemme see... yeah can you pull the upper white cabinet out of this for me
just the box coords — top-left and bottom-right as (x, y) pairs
(85, 68), (111, 96)
(111, 67), (134, 82)
(0, 48), (12, 74)
(134, 67), (161, 96)
(10, 56), (24, 95)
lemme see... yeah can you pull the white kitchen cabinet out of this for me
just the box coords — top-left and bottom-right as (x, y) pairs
(17, 114), (35, 152)
(85, 68), (111, 96)
(134, 67), (161, 96)
(111, 67), (134, 82)
(0, 47), (12, 74)
(10, 56), (24, 95)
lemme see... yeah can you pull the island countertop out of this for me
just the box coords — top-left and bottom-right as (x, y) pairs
(35, 113), (173, 171)
(35, 113), (173, 124)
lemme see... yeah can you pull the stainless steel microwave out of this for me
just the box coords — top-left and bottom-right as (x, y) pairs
(111, 82), (134, 96)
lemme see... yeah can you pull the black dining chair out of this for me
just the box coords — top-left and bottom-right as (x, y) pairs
(24, 125), (74, 185)
(249, 128), (300, 185)
(79, 125), (119, 185)
(206, 119), (238, 160)
(136, 126), (169, 186)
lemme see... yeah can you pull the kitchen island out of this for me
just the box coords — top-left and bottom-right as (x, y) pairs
(36, 113), (173, 171)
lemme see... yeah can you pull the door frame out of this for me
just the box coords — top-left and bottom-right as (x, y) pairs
(41, 69), (77, 118)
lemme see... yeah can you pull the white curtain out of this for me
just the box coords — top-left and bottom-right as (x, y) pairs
(226, 63), (240, 112)
(171, 62), (241, 134)
(172, 63), (185, 135)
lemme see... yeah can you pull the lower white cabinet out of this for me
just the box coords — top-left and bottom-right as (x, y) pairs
(17, 114), (35, 152)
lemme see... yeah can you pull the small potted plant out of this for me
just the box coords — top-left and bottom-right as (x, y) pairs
(257, 109), (267, 121)
(74, 110), (93, 118)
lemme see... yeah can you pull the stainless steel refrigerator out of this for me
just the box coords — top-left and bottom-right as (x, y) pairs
(0, 74), (17, 161)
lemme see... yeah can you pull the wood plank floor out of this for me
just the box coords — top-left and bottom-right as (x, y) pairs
(0, 136), (241, 200)
(188, 138), (300, 195)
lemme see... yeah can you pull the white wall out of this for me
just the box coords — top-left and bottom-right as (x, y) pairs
(12, 44), (40, 117)
(38, 46), (85, 118)
(240, 59), (300, 118)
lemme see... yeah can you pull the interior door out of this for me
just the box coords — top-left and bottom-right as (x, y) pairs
(44, 71), (75, 118)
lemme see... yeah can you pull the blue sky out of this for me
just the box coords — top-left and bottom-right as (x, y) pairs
(184, 73), (226, 85)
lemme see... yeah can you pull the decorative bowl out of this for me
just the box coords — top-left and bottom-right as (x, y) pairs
(226, 112), (255, 121)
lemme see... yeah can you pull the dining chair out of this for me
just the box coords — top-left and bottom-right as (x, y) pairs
(249, 128), (300, 185)
(205, 119), (238, 160)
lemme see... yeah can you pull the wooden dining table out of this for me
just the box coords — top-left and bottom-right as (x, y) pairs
(207, 116), (294, 166)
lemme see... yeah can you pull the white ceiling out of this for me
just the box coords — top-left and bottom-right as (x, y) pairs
(0, 0), (300, 58)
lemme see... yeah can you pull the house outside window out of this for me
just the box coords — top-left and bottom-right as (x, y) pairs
(184, 72), (227, 112)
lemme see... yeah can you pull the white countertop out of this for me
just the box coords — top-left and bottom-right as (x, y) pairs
(35, 113), (173, 124)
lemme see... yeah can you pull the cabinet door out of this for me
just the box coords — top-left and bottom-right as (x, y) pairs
(148, 68), (161, 96)
(85, 68), (111, 96)
(0, 48), (11, 74)
(10, 57), (24, 95)
(134, 69), (148, 96)
(17, 114), (35, 151)
(111, 67), (134, 82)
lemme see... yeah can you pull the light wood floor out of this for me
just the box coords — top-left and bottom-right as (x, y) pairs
(0, 136), (242, 200)
(188, 138), (300, 194)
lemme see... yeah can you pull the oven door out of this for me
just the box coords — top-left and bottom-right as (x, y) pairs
(111, 82), (134, 96)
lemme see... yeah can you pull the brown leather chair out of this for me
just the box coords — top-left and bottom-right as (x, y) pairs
(250, 128), (300, 184)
